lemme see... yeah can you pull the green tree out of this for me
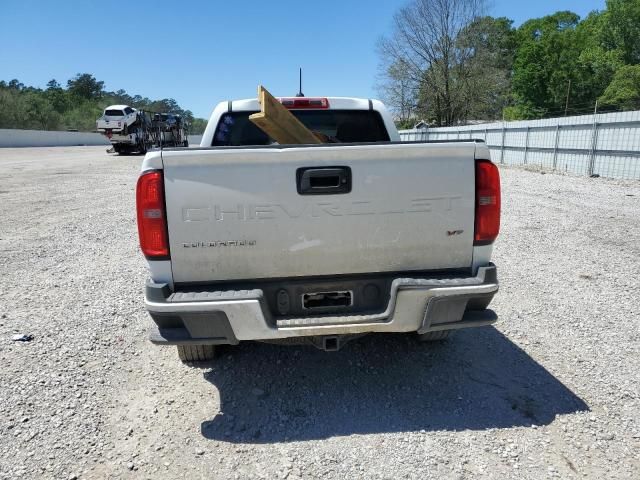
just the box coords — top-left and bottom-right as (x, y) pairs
(0, 88), (21, 128)
(0, 75), (215, 132)
(190, 118), (208, 135)
(603, 0), (640, 64)
(44, 78), (71, 113)
(599, 64), (640, 109)
(455, 16), (517, 120)
(511, 11), (585, 118)
(508, 2), (640, 119)
(61, 100), (104, 131)
(46, 79), (62, 90)
(8, 79), (25, 90)
(24, 93), (61, 130)
(67, 73), (104, 99)
(573, 10), (624, 107)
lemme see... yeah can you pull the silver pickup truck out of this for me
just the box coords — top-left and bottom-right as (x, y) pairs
(136, 96), (501, 363)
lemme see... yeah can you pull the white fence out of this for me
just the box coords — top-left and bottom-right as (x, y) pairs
(0, 129), (205, 149)
(399, 110), (640, 180)
(0, 129), (109, 148)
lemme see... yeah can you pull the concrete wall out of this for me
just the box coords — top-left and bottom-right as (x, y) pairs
(399, 110), (640, 180)
(188, 135), (203, 146)
(0, 129), (205, 149)
(0, 129), (109, 148)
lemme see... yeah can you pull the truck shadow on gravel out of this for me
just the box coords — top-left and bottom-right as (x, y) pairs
(200, 326), (588, 443)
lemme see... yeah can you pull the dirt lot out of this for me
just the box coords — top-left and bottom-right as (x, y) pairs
(0, 146), (638, 479)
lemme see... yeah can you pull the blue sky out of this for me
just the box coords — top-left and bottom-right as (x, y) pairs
(1, 0), (605, 118)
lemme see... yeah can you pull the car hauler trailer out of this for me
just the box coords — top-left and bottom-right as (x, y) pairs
(97, 105), (189, 154)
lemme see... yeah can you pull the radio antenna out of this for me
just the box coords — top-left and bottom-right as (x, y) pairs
(296, 67), (304, 97)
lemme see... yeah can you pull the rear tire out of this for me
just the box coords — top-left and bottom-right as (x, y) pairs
(417, 330), (452, 342)
(177, 345), (216, 364)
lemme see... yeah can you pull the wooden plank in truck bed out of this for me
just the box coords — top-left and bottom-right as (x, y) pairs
(249, 86), (323, 144)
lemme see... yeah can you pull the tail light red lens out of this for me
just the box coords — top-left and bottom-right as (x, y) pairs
(136, 170), (170, 258)
(474, 160), (501, 245)
(279, 98), (329, 109)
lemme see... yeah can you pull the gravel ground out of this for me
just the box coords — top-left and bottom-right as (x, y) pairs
(0, 146), (638, 480)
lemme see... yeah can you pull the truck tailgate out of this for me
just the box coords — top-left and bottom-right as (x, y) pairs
(161, 142), (477, 283)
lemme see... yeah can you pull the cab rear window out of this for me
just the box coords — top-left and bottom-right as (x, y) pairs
(105, 109), (124, 116)
(212, 110), (390, 146)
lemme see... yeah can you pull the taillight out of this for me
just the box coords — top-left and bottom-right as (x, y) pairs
(279, 98), (329, 109)
(136, 170), (170, 259)
(474, 160), (501, 246)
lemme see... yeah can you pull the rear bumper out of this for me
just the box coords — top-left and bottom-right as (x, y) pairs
(146, 265), (498, 345)
(109, 135), (137, 145)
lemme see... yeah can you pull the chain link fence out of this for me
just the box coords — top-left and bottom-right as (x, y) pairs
(399, 110), (640, 180)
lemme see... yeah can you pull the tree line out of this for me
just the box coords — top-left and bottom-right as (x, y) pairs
(0, 74), (208, 134)
(377, 0), (640, 127)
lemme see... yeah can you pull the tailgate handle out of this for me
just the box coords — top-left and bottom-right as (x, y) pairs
(297, 167), (351, 195)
